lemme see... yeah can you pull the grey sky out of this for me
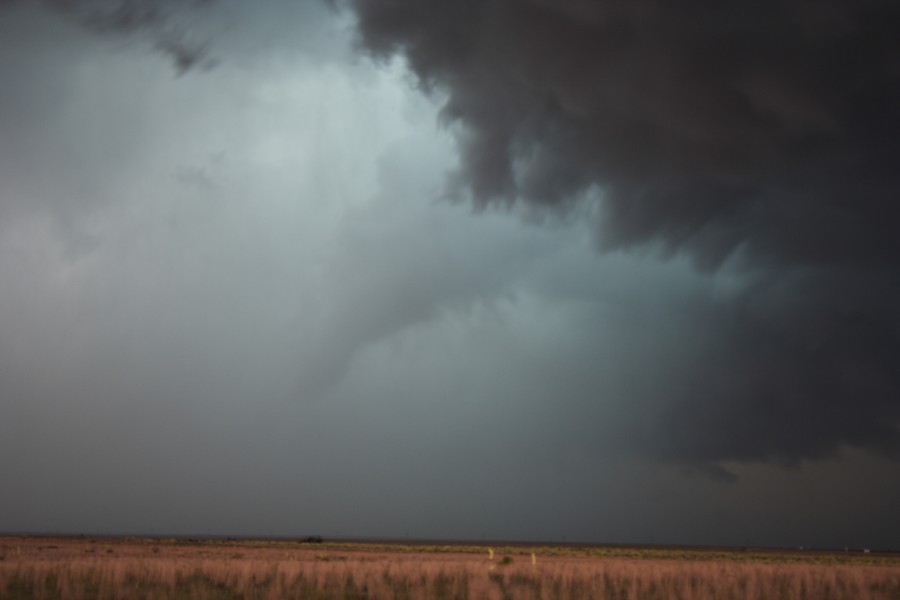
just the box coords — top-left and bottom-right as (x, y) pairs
(1, 0), (898, 549)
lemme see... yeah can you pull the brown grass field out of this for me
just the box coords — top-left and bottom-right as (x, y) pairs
(1, 536), (899, 599)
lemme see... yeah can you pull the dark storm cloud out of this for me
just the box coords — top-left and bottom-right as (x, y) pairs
(2, 0), (900, 546)
(346, 0), (900, 469)
(0, 0), (215, 72)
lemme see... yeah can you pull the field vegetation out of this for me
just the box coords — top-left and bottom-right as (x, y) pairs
(1, 536), (898, 599)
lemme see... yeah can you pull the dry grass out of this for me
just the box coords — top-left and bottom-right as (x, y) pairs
(1, 537), (898, 599)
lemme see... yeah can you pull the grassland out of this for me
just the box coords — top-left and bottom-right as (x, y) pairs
(1, 536), (898, 599)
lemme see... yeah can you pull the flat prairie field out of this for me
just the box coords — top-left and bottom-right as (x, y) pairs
(1, 536), (899, 599)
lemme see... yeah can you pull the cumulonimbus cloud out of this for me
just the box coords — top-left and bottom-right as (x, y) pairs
(344, 0), (900, 470)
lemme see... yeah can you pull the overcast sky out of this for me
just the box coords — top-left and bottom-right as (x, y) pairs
(1, 0), (898, 549)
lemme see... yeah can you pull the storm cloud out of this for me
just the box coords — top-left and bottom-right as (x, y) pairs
(2, 0), (900, 547)
(345, 0), (900, 468)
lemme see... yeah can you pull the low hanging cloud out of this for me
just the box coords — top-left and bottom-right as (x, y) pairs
(3, 0), (896, 477)
(345, 0), (900, 469)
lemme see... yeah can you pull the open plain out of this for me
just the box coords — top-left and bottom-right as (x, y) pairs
(1, 536), (899, 599)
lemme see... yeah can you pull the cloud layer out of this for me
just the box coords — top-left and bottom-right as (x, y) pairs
(347, 0), (900, 467)
(2, 0), (899, 546)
